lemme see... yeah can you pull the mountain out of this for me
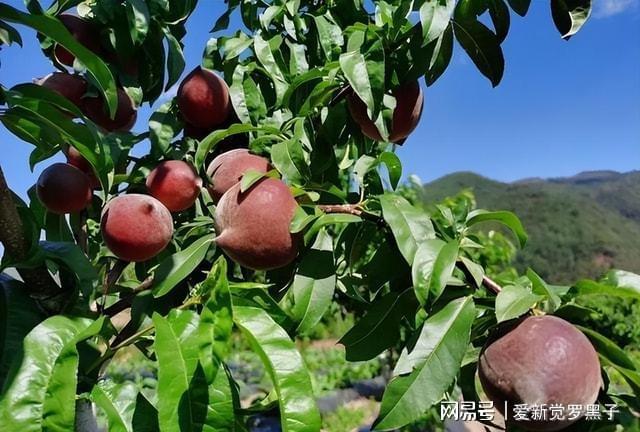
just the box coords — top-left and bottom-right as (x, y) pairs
(421, 171), (640, 283)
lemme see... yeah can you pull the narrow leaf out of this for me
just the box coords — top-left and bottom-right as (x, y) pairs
(374, 297), (476, 430)
(282, 229), (336, 333)
(380, 193), (436, 264)
(152, 234), (215, 297)
(495, 284), (542, 322)
(339, 290), (415, 362)
(234, 306), (321, 432)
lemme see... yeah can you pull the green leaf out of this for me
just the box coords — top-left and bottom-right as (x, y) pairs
(459, 256), (484, 288)
(420, 0), (455, 45)
(0, 316), (108, 431)
(603, 269), (640, 290)
(253, 32), (288, 103)
(340, 49), (374, 113)
(380, 193), (436, 264)
(374, 297), (476, 430)
(571, 279), (640, 300)
(0, 21), (22, 46)
(40, 241), (98, 299)
(466, 210), (527, 248)
(527, 268), (561, 311)
(0, 4), (117, 115)
(195, 124), (281, 170)
(131, 393), (159, 432)
(507, 0), (531, 16)
(91, 381), (138, 432)
(153, 234), (215, 297)
(153, 310), (211, 432)
(495, 284), (542, 322)
(452, 18), (504, 87)
(44, 212), (74, 242)
(551, 0), (591, 39)
(425, 23), (454, 85)
(312, 13), (343, 60)
(339, 289), (415, 362)
(240, 169), (269, 193)
(0, 277), (44, 389)
(149, 101), (181, 158)
(271, 138), (307, 185)
(199, 257), (234, 363)
(378, 152), (402, 190)
(126, 0), (150, 44)
(412, 239), (459, 305)
(575, 326), (637, 371)
(290, 206), (318, 234)
(234, 306), (321, 432)
(303, 213), (361, 245)
(164, 30), (186, 91)
(487, 0), (510, 43)
(282, 229), (336, 333)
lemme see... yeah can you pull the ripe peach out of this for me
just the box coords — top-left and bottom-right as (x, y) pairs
(478, 315), (602, 431)
(35, 73), (87, 109)
(146, 160), (202, 212)
(66, 147), (100, 189)
(214, 178), (298, 270)
(206, 149), (271, 203)
(101, 194), (173, 262)
(83, 87), (137, 132)
(347, 81), (424, 143)
(54, 14), (103, 66)
(177, 67), (231, 130)
(36, 163), (92, 214)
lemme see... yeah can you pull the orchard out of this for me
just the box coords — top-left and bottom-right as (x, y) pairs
(0, 1), (638, 431)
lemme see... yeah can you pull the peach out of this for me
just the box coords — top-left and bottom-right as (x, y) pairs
(35, 73), (87, 110)
(478, 315), (602, 431)
(66, 147), (100, 189)
(177, 67), (231, 130)
(36, 163), (92, 214)
(206, 149), (271, 203)
(83, 87), (137, 132)
(54, 14), (103, 66)
(214, 178), (298, 270)
(347, 80), (424, 143)
(100, 194), (173, 262)
(146, 160), (202, 212)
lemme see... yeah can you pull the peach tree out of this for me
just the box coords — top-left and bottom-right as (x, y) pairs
(0, 0), (638, 431)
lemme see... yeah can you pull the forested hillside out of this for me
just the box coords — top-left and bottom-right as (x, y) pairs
(422, 171), (640, 283)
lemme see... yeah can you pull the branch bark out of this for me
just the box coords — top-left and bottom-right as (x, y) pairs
(0, 165), (63, 314)
(318, 203), (386, 226)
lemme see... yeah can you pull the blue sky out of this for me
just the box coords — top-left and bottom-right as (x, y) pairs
(0, 0), (638, 201)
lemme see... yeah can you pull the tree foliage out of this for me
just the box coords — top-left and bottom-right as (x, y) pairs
(1, 0), (638, 431)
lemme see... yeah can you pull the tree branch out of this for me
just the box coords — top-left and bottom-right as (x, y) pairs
(317, 203), (364, 216)
(0, 165), (63, 314)
(318, 203), (386, 227)
(482, 275), (503, 295)
(103, 276), (154, 317)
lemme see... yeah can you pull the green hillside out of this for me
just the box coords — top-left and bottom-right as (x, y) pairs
(421, 171), (640, 283)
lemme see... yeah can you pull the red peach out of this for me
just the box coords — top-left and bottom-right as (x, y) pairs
(146, 160), (202, 212)
(100, 194), (173, 262)
(36, 163), (92, 214)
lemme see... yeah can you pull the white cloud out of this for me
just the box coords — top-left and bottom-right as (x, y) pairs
(594, 0), (639, 18)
